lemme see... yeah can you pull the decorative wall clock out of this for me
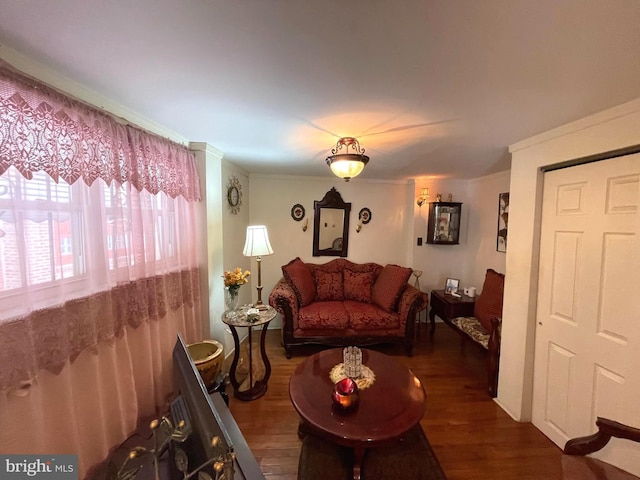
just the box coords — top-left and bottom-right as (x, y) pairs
(226, 176), (242, 214)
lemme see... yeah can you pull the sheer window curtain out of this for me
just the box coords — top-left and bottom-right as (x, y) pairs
(0, 62), (203, 478)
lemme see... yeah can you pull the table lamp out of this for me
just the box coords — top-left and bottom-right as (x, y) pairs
(242, 225), (274, 308)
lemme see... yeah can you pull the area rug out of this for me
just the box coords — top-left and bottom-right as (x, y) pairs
(297, 424), (447, 480)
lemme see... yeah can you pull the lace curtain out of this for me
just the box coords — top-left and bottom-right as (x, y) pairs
(0, 62), (204, 478)
(0, 60), (200, 201)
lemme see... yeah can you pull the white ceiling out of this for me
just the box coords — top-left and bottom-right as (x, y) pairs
(1, 0), (639, 181)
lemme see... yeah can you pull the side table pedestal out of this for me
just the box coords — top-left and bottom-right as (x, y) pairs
(222, 305), (276, 401)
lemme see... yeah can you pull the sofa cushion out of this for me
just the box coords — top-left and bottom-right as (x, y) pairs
(474, 268), (505, 331)
(298, 301), (349, 330)
(282, 257), (317, 307)
(451, 316), (490, 349)
(313, 270), (344, 301)
(344, 301), (399, 330)
(371, 264), (412, 312)
(343, 269), (374, 303)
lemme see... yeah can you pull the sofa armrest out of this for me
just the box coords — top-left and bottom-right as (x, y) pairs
(268, 277), (299, 329)
(397, 284), (428, 328)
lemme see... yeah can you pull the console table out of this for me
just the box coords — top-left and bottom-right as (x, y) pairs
(222, 305), (276, 401)
(429, 289), (475, 334)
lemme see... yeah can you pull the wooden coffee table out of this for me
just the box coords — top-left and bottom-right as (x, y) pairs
(289, 348), (426, 480)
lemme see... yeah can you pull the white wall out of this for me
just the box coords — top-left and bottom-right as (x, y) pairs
(467, 171), (510, 287)
(220, 161), (252, 353)
(245, 172), (510, 330)
(408, 174), (509, 301)
(411, 178), (472, 293)
(248, 175), (415, 327)
(221, 162), (252, 304)
(498, 97), (640, 421)
(191, 144), (253, 357)
(191, 143), (222, 344)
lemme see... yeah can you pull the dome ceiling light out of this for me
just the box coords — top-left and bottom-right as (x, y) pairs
(325, 137), (369, 182)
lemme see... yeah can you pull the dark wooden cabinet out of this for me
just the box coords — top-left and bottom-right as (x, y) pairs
(426, 202), (462, 245)
(429, 289), (475, 334)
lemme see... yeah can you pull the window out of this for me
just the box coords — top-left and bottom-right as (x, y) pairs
(0, 65), (200, 324)
(0, 167), (192, 320)
(0, 169), (85, 292)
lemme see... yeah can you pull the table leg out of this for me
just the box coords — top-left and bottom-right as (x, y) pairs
(234, 324), (270, 401)
(227, 326), (242, 393)
(247, 326), (253, 391)
(352, 445), (365, 480)
(429, 308), (436, 336)
(259, 323), (272, 386)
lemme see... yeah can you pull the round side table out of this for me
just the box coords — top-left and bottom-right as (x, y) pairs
(222, 305), (276, 401)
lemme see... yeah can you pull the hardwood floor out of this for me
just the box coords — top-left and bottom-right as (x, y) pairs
(228, 324), (565, 479)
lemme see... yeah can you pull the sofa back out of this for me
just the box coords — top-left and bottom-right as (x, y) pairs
(281, 257), (413, 313)
(306, 259), (382, 303)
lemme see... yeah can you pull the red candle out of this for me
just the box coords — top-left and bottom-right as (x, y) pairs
(332, 377), (359, 410)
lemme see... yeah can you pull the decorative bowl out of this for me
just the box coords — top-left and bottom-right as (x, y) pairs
(187, 340), (224, 388)
(331, 377), (359, 412)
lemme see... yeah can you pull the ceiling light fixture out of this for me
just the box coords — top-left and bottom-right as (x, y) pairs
(326, 137), (369, 182)
(416, 187), (430, 207)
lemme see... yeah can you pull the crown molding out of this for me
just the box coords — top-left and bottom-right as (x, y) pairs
(509, 97), (640, 153)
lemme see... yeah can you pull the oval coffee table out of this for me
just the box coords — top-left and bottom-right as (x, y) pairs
(289, 348), (426, 480)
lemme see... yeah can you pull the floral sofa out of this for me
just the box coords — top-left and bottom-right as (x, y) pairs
(268, 257), (428, 358)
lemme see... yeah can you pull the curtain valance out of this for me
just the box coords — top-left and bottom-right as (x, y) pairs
(0, 61), (200, 201)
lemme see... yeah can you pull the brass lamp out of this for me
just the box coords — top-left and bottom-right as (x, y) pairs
(242, 225), (274, 307)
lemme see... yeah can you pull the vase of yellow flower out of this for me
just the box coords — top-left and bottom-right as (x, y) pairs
(223, 267), (250, 315)
(224, 286), (240, 313)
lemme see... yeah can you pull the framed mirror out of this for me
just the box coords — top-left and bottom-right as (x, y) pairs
(313, 187), (351, 257)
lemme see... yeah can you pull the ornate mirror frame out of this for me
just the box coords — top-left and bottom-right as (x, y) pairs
(313, 187), (351, 257)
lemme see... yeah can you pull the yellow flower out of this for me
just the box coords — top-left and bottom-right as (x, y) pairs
(223, 267), (251, 287)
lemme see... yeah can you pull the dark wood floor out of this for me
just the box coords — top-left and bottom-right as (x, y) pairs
(228, 323), (565, 479)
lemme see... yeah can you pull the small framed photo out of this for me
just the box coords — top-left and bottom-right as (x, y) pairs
(444, 278), (460, 295)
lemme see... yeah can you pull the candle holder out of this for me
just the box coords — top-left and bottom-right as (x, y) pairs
(343, 346), (362, 378)
(331, 377), (359, 412)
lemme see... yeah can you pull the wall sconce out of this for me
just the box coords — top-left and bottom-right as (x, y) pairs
(302, 218), (308, 232)
(416, 188), (430, 207)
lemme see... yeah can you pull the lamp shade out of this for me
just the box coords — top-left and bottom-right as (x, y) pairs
(243, 225), (274, 257)
(328, 156), (367, 180)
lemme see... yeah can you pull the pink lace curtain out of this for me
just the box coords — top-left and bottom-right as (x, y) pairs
(0, 269), (201, 391)
(0, 61), (204, 479)
(0, 60), (200, 201)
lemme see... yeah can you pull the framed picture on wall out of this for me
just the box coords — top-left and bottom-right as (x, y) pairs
(497, 192), (509, 252)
